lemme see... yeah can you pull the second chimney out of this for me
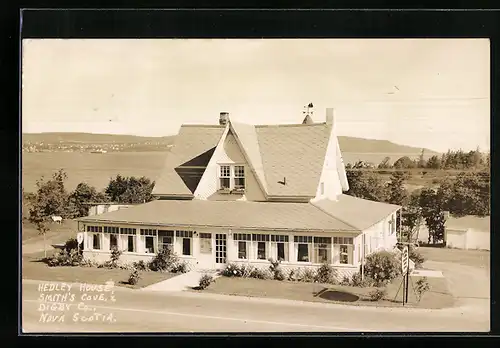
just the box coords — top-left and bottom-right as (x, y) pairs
(326, 108), (334, 126)
(219, 112), (230, 126)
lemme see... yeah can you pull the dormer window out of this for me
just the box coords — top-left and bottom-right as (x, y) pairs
(234, 165), (245, 190)
(219, 165), (231, 189)
(218, 164), (245, 192)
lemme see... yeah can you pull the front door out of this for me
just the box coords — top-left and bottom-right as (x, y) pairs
(215, 233), (227, 265)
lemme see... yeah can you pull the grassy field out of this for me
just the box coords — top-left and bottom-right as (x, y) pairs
(196, 275), (453, 309)
(22, 251), (176, 289)
(22, 151), (439, 193)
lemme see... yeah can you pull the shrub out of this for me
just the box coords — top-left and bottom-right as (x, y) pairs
(48, 249), (83, 267)
(198, 274), (215, 290)
(109, 246), (123, 268)
(64, 238), (80, 253)
(171, 260), (189, 274)
(221, 263), (242, 277)
(268, 258), (286, 281)
(149, 246), (179, 272)
(409, 249), (425, 269)
(415, 277), (431, 302)
(287, 269), (297, 282)
(133, 260), (148, 271)
(314, 263), (338, 284)
(128, 267), (141, 285)
(298, 268), (317, 283)
(340, 275), (351, 286)
(250, 267), (270, 280)
(363, 251), (401, 286)
(369, 287), (387, 301)
(350, 272), (374, 288)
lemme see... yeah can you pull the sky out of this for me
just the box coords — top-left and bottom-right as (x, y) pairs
(22, 39), (490, 152)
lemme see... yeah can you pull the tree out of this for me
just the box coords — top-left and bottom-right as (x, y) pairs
(386, 171), (409, 206)
(346, 170), (386, 202)
(69, 183), (110, 217)
(426, 155), (441, 170)
(105, 174), (129, 202)
(377, 156), (391, 169)
(105, 175), (155, 204)
(417, 149), (426, 168)
(393, 156), (415, 169)
(28, 202), (50, 259)
(418, 188), (445, 244)
(33, 169), (71, 218)
(444, 172), (490, 217)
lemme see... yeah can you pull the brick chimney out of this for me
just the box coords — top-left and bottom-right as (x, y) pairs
(219, 112), (230, 126)
(326, 108), (334, 126)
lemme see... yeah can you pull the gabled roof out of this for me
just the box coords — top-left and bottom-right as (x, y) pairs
(230, 121), (268, 193)
(312, 194), (401, 230)
(256, 123), (330, 197)
(152, 125), (225, 196)
(78, 199), (359, 233)
(153, 120), (333, 199)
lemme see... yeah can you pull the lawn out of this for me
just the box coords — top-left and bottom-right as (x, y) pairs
(197, 275), (454, 309)
(22, 219), (77, 244)
(22, 251), (176, 289)
(419, 246), (490, 270)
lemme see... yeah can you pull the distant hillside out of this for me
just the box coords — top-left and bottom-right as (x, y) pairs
(337, 136), (439, 155)
(22, 132), (176, 144)
(22, 132), (438, 155)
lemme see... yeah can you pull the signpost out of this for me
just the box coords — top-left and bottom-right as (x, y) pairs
(77, 232), (83, 254)
(402, 245), (409, 305)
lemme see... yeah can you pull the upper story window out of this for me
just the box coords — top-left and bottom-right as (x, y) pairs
(219, 165), (231, 189)
(218, 164), (246, 192)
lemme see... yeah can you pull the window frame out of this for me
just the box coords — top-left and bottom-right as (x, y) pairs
(218, 164), (231, 190)
(294, 236), (313, 263)
(333, 236), (354, 265)
(217, 164), (246, 192)
(233, 165), (246, 190)
(313, 237), (332, 264)
(271, 235), (289, 262)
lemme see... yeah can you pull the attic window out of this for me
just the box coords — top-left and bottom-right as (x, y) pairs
(219, 165), (231, 189)
(218, 164), (245, 192)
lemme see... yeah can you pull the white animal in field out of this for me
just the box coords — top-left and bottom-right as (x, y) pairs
(51, 216), (63, 224)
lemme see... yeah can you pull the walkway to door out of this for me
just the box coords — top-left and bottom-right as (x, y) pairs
(141, 270), (221, 292)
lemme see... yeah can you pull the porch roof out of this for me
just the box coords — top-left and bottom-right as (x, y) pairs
(77, 199), (361, 233)
(312, 195), (401, 230)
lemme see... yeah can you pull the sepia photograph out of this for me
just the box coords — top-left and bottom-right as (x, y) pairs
(21, 38), (490, 333)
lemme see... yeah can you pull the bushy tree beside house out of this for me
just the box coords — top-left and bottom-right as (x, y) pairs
(69, 182), (110, 217)
(418, 188), (446, 244)
(441, 172), (490, 217)
(386, 171), (409, 206)
(105, 175), (155, 204)
(346, 170), (387, 202)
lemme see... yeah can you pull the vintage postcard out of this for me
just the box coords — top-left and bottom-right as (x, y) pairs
(21, 38), (490, 333)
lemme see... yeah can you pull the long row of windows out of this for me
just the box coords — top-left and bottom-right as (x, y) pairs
(85, 226), (355, 265)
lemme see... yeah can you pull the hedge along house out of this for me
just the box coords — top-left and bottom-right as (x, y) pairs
(77, 108), (401, 279)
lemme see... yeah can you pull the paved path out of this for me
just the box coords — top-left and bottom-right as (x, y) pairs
(141, 270), (220, 292)
(21, 279), (489, 333)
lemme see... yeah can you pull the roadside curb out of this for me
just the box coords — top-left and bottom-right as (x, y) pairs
(22, 278), (475, 315)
